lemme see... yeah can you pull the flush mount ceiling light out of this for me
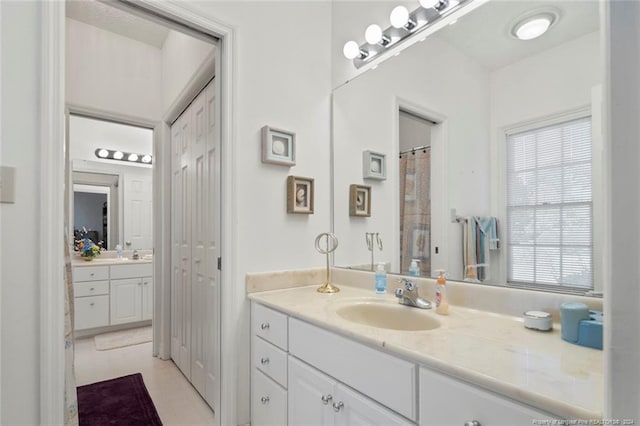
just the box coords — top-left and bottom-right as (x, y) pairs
(511, 10), (558, 41)
(343, 0), (472, 68)
(95, 148), (152, 165)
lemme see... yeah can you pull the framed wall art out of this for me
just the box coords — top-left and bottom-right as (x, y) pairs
(349, 184), (371, 217)
(363, 150), (386, 180)
(262, 125), (296, 166)
(287, 176), (314, 214)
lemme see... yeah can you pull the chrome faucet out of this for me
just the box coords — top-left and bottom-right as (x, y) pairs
(394, 278), (432, 309)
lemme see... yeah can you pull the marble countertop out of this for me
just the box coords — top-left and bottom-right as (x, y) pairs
(71, 257), (153, 267)
(248, 285), (602, 420)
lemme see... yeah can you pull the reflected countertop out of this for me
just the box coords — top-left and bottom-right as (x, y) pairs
(248, 285), (602, 420)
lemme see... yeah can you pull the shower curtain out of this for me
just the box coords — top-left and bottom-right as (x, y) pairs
(399, 149), (431, 276)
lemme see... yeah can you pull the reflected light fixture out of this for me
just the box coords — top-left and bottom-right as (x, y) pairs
(511, 11), (557, 40)
(95, 148), (152, 165)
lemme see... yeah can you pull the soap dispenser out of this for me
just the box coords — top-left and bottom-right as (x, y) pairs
(435, 270), (449, 315)
(409, 259), (420, 276)
(375, 263), (387, 294)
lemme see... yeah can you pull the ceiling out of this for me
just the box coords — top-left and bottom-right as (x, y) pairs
(435, 0), (600, 70)
(66, 0), (170, 49)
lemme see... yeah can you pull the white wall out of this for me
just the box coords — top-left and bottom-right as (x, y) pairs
(333, 35), (491, 278)
(69, 115), (153, 165)
(161, 31), (215, 112)
(0, 1), (41, 424)
(66, 18), (163, 122)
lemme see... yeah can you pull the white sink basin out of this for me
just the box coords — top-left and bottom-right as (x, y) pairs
(335, 301), (440, 331)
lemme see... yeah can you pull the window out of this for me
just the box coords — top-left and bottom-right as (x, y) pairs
(506, 116), (592, 291)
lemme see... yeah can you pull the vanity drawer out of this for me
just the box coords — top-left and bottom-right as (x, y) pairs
(74, 295), (109, 330)
(110, 263), (153, 279)
(252, 369), (287, 426)
(74, 280), (109, 297)
(289, 317), (417, 421)
(73, 266), (109, 282)
(252, 303), (288, 350)
(253, 335), (288, 387)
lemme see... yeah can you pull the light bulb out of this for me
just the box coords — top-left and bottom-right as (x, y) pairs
(365, 24), (383, 45)
(419, 0), (439, 8)
(142, 155), (152, 164)
(515, 17), (551, 40)
(390, 6), (410, 29)
(97, 149), (109, 158)
(113, 151), (123, 160)
(343, 41), (360, 59)
(128, 153), (139, 162)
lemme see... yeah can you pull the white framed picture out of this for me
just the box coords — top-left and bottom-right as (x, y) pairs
(262, 125), (296, 166)
(363, 150), (386, 180)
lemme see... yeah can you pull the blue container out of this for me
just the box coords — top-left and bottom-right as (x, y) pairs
(560, 302), (603, 350)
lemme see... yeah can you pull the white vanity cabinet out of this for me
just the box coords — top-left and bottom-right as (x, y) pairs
(251, 303), (289, 426)
(419, 367), (558, 426)
(251, 302), (416, 426)
(288, 356), (413, 426)
(110, 264), (153, 325)
(73, 265), (110, 330)
(72, 262), (153, 331)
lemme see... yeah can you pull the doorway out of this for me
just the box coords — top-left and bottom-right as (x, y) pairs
(63, 1), (222, 424)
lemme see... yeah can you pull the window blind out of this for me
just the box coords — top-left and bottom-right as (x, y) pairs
(506, 116), (593, 290)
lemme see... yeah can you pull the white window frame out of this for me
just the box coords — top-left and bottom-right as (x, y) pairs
(492, 104), (603, 294)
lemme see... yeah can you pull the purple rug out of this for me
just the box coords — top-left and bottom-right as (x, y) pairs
(77, 373), (162, 426)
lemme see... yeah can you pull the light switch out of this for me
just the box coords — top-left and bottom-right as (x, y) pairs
(0, 166), (16, 204)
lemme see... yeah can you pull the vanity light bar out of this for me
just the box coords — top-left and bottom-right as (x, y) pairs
(346, 0), (472, 69)
(95, 148), (152, 165)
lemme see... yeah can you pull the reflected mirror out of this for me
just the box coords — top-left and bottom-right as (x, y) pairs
(332, 0), (603, 293)
(69, 115), (153, 251)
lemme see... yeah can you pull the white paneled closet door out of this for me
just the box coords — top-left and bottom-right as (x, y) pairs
(171, 78), (220, 411)
(171, 107), (192, 379)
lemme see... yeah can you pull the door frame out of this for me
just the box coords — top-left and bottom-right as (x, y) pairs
(40, 1), (237, 424)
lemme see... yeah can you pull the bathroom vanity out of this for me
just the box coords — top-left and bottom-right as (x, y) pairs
(72, 257), (153, 332)
(248, 285), (602, 425)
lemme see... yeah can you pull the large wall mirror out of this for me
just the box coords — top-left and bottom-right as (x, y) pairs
(332, 0), (603, 294)
(69, 115), (154, 251)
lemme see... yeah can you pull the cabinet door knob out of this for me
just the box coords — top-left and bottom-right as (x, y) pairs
(260, 396), (270, 405)
(260, 323), (270, 330)
(321, 394), (333, 405)
(90, 273), (95, 276)
(332, 401), (344, 413)
(90, 287), (94, 291)
(138, 282), (142, 286)
(464, 421), (481, 426)
(260, 357), (270, 365)
(89, 303), (95, 306)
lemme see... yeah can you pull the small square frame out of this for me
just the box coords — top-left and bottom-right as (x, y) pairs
(262, 125), (296, 166)
(287, 176), (314, 214)
(363, 150), (386, 180)
(349, 184), (371, 217)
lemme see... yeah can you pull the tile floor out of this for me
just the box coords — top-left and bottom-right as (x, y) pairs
(75, 335), (216, 425)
